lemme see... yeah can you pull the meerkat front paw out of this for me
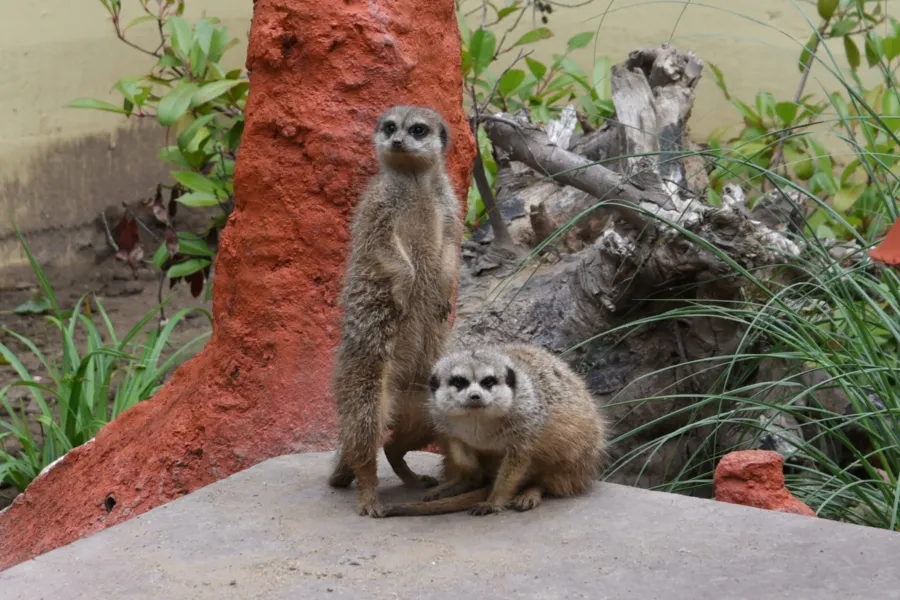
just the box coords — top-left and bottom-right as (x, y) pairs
(510, 487), (542, 512)
(468, 502), (506, 516)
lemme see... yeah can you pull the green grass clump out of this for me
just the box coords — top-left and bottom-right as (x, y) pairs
(0, 227), (211, 493)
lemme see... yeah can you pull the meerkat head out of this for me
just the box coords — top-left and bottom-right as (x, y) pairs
(373, 105), (450, 173)
(428, 348), (519, 419)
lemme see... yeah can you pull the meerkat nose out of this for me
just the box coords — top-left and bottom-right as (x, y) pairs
(464, 391), (485, 408)
(391, 139), (403, 149)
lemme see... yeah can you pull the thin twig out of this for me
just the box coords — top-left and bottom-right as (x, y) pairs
(123, 205), (161, 242)
(767, 19), (831, 189)
(469, 89), (517, 250)
(100, 211), (120, 252)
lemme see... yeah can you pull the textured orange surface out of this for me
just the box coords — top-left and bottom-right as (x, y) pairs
(870, 218), (900, 265)
(714, 451), (816, 518)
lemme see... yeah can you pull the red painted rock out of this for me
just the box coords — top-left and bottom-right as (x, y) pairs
(0, 0), (474, 572)
(870, 218), (900, 266)
(713, 450), (815, 517)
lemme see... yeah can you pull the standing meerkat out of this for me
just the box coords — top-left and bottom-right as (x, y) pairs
(328, 105), (462, 517)
(378, 343), (608, 517)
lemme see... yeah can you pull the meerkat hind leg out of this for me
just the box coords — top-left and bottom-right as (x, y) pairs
(328, 447), (356, 488)
(383, 390), (440, 489)
(383, 430), (440, 489)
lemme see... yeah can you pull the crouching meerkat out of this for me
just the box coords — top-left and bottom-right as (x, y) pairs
(328, 105), (462, 517)
(378, 343), (608, 517)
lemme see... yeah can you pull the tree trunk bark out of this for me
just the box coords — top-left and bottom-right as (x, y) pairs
(456, 46), (806, 488)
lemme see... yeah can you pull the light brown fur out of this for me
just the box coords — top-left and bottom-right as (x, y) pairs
(379, 343), (608, 517)
(328, 106), (461, 517)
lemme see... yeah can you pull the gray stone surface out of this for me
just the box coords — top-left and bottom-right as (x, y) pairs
(2, 451), (899, 599)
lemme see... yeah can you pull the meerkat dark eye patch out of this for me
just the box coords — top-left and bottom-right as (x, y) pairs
(382, 121), (397, 136)
(408, 123), (429, 138)
(505, 367), (516, 389)
(448, 375), (469, 391)
(438, 124), (448, 151)
(429, 374), (440, 393)
(479, 376), (498, 389)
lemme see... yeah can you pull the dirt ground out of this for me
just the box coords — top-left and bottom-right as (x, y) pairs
(0, 258), (212, 508)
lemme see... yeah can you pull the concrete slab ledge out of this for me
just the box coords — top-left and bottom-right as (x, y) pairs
(2, 451), (899, 599)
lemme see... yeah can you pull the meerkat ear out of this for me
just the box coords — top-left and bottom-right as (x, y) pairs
(429, 374), (440, 393)
(505, 367), (516, 389)
(439, 123), (449, 152)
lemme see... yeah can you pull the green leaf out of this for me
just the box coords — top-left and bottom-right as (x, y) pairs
(755, 91), (777, 120)
(496, 5), (519, 20)
(497, 69), (526, 96)
(167, 17), (194, 59)
(567, 32), (594, 51)
(831, 19), (857, 37)
(456, 10), (471, 45)
(158, 146), (191, 168)
(66, 98), (128, 115)
(512, 27), (553, 47)
(124, 15), (158, 32)
(13, 297), (52, 316)
(177, 113), (217, 152)
(798, 33), (817, 72)
(460, 49), (472, 78)
(708, 62), (730, 100)
(194, 18), (216, 54)
(469, 29), (497, 75)
(833, 183), (865, 212)
(775, 102), (799, 125)
(157, 82), (199, 127)
(167, 259), (210, 279)
(171, 171), (219, 194)
(817, 0), (838, 20)
(191, 80), (241, 107)
(732, 99), (763, 128)
(178, 234), (215, 257)
(592, 57), (611, 102)
(816, 223), (837, 240)
(525, 57), (547, 80)
(152, 243), (168, 270)
(864, 33), (882, 67)
(844, 36), (861, 70)
(176, 192), (221, 208)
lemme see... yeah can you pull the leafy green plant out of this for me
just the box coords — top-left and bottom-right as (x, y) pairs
(0, 228), (211, 492)
(458, 1), (615, 230)
(705, 0), (899, 242)
(69, 0), (246, 298)
(600, 245), (900, 530)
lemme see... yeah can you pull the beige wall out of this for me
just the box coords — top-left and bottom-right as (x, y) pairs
(0, 1), (252, 286)
(463, 0), (896, 138)
(0, 0), (892, 285)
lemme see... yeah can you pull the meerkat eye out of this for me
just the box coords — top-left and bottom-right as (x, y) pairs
(448, 376), (469, 391)
(408, 123), (429, 138)
(479, 376), (498, 390)
(382, 121), (397, 136)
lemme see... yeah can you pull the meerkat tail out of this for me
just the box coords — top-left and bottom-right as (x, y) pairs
(377, 488), (491, 518)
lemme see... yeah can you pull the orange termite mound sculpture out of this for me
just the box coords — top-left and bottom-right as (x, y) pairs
(0, 0), (474, 571)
